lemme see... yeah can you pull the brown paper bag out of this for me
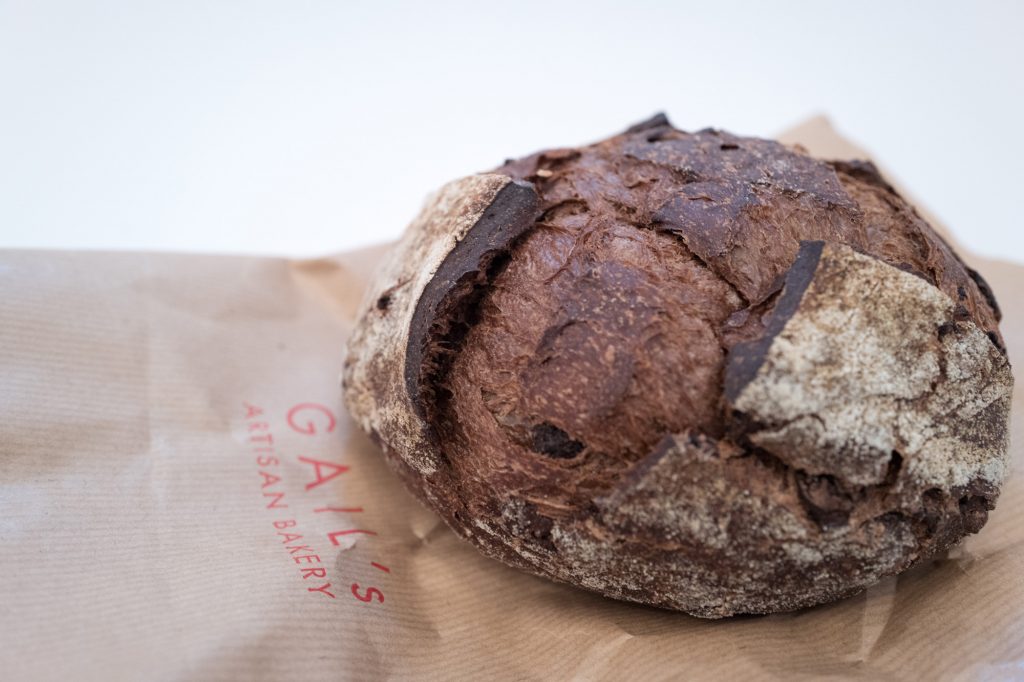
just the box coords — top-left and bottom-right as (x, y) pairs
(2, 120), (1022, 681)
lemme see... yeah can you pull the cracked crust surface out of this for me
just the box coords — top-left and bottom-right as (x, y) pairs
(342, 115), (1013, 617)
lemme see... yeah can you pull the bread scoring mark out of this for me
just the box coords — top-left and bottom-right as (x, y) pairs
(406, 180), (539, 426)
(724, 240), (824, 402)
(342, 174), (528, 476)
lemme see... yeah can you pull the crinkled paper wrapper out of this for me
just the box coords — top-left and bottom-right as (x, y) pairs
(2, 119), (1022, 681)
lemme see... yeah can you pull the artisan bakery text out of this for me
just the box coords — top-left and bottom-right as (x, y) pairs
(242, 401), (388, 605)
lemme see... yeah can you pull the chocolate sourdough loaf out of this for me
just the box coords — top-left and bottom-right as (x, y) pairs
(342, 114), (1013, 618)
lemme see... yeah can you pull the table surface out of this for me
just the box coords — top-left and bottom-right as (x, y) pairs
(2, 0), (1021, 264)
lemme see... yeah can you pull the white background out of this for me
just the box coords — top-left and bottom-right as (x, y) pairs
(1, 0), (1022, 264)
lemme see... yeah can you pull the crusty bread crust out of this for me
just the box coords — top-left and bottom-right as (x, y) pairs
(342, 116), (1012, 617)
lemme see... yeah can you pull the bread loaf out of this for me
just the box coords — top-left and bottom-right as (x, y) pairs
(342, 114), (1013, 617)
